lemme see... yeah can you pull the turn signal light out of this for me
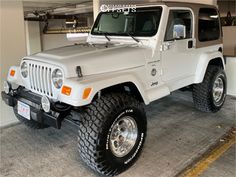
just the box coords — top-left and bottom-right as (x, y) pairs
(61, 86), (72, 96)
(83, 88), (92, 99)
(10, 69), (15, 77)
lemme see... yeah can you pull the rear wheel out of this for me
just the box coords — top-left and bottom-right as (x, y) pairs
(193, 65), (227, 113)
(77, 93), (147, 176)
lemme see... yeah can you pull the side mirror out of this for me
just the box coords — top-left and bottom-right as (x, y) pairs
(173, 24), (186, 39)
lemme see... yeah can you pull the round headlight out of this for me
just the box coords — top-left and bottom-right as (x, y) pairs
(52, 69), (63, 89)
(21, 62), (28, 78)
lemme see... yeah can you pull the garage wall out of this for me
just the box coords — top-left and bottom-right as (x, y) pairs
(218, 1), (236, 16)
(0, 1), (26, 127)
(25, 21), (41, 55)
(40, 19), (88, 50)
(223, 27), (236, 56)
(218, 1), (236, 56)
(41, 34), (78, 50)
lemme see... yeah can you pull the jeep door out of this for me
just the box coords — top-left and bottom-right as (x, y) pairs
(161, 8), (198, 89)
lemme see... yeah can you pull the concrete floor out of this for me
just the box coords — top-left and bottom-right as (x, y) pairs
(0, 91), (235, 177)
(200, 145), (236, 177)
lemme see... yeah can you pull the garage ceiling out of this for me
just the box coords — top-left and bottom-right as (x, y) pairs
(23, 0), (92, 15)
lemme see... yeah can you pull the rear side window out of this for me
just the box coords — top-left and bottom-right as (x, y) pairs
(198, 8), (220, 42)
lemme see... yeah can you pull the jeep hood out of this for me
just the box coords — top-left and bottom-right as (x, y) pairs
(26, 43), (147, 78)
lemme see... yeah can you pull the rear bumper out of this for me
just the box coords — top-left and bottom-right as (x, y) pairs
(1, 89), (67, 129)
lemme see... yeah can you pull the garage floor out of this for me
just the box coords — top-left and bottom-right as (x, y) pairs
(0, 91), (235, 177)
(200, 145), (235, 177)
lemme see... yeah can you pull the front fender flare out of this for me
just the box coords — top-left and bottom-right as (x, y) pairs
(58, 69), (149, 107)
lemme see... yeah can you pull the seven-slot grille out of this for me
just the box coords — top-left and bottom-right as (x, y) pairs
(28, 63), (53, 97)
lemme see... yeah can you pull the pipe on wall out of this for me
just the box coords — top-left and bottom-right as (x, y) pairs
(44, 27), (91, 34)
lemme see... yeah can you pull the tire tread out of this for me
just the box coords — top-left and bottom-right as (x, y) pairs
(193, 65), (226, 113)
(78, 93), (145, 176)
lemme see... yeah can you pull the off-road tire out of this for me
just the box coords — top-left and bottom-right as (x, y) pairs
(193, 65), (227, 113)
(13, 105), (48, 129)
(78, 93), (147, 176)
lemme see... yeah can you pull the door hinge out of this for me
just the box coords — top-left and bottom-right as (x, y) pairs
(160, 43), (171, 51)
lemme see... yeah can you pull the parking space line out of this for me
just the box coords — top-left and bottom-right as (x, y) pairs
(179, 128), (236, 177)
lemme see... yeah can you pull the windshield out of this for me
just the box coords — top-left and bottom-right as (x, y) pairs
(91, 7), (162, 37)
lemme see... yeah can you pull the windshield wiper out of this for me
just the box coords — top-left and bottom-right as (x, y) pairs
(103, 33), (110, 42)
(125, 32), (139, 43)
(95, 31), (139, 43)
(96, 31), (111, 42)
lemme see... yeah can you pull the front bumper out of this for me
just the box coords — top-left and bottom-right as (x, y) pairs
(1, 89), (68, 129)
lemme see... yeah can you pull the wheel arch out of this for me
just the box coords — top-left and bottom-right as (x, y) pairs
(194, 51), (225, 83)
(92, 81), (146, 103)
(208, 57), (225, 68)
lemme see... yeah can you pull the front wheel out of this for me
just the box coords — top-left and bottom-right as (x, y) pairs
(78, 93), (147, 176)
(193, 65), (227, 113)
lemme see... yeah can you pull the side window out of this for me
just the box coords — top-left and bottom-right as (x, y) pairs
(165, 10), (193, 41)
(198, 8), (220, 42)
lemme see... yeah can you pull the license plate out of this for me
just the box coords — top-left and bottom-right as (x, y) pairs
(17, 101), (30, 120)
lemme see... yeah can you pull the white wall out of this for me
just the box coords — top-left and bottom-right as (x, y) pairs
(25, 21), (41, 55)
(223, 26), (236, 56)
(42, 34), (80, 50)
(93, 0), (101, 20)
(0, 1), (26, 127)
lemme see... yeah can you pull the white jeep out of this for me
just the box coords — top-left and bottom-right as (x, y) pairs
(2, 2), (227, 176)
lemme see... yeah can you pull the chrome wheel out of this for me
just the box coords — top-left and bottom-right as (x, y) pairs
(109, 116), (138, 157)
(213, 76), (224, 103)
